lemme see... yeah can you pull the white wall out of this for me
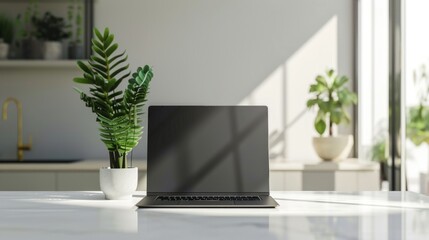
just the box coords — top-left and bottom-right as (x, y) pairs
(0, 0), (354, 161)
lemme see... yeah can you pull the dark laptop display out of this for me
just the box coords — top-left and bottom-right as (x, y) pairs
(137, 106), (278, 208)
(148, 106), (269, 194)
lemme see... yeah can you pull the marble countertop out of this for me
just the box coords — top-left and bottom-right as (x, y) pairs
(0, 159), (378, 171)
(1, 191), (428, 239)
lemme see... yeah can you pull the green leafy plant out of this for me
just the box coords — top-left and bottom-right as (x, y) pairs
(407, 64), (429, 146)
(73, 28), (153, 168)
(0, 14), (14, 44)
(370, 138), (388, 163)
(19, 0), (39, 39)
(369, 137), (389, 181)
(306, 69), (357, 136)
(32, 12), (70, 41)
(407, 105), (429, 145)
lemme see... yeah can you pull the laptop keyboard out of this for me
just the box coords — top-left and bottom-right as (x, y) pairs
(156, 196), (261, 201)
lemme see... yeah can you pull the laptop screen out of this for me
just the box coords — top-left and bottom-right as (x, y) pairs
(147, 106), (269, 194)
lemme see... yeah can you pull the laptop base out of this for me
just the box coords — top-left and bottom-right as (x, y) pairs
(136, 195), (279, 208)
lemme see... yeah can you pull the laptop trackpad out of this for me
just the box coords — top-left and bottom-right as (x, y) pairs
(180, 201), (235, 205)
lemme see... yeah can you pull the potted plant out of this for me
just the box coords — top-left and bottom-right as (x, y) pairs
(0, 14), (14, 59)
(73, 28), (154, 200)
(67, 0), (84, 59)
(32, 12), (70, 60)
(20, 0), (41, 59)
(307, 69), (357, 161)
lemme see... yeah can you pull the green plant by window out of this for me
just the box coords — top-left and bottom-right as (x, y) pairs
(73, 28), (154, 169)
(407, 104), (429, 146)
(306, 69), (357, 136)
(407, 64), (429, 146)
(32, 12), (70, 41)
(0, 14), (14, 44)
(370, 138), (388, 163)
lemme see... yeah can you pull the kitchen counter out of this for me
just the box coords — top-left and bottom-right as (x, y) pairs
(0, 159), (378, 171)
(0, 160), (380, 191)
(0, 159), (146, 171)
(1, 191), (429, 239)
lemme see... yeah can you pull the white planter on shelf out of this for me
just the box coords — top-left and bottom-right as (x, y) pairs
(312, 135), (354, 161)
(100, 167), (138, 200)
(43, 41), (62, 60)
(0, 39), (9, 59)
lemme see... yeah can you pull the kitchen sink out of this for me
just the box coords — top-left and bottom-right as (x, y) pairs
(0, 159), (83, 164)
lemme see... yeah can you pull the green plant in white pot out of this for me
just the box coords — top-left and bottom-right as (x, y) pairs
(73, 28), (154, 200)
(33, 12), (70, 60)
(307, 69), (357, 161)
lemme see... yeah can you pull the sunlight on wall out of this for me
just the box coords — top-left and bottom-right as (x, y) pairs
(240, 16), (339, 162)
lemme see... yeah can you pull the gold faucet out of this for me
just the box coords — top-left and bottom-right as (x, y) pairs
(2, 97), (32, 161)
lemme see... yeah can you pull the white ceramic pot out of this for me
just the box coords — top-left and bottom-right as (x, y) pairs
(43, 41), (62, 60)
(312, 135), (354, 161)
(100, 167), (138, 200)
(0, 39), (9, 59)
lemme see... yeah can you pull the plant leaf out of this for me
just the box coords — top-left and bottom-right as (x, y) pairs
(315, 75), (328, 87)
(315, 119), (326, 135)
(73, 77), (93, 84)
(104, 34), (114, 49)
(94, 28), (103, 41)
(314, 110), (326, 135)
(307, 99), (318, 108)
(77, 61), (92, 74)
(106, 43), (118, 57)
(334, 75), (348, 88)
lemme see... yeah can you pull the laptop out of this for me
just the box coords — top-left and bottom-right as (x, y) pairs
(136, 106), (279, 208)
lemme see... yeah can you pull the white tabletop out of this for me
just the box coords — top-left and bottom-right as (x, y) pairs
(1, 191), (429, 240)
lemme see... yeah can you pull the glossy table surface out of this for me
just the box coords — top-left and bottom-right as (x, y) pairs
(1, 191), (429, 240)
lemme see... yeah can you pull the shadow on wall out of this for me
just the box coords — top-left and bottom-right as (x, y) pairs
(110, 0), (351, 161)
(239, 16), (340, 161)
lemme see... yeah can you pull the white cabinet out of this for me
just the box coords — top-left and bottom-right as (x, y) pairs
(57, 172), (99, 191)
(0, 160), (379, 191)
(0, 170), (148, 191)
(269, 161), (380, 191)
(0, 172), (56, 190)
(270, 171), (302, 190)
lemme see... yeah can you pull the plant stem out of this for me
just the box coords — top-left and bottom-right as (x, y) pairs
(109, 151), (115, 168)
(329, 120), (333, 136)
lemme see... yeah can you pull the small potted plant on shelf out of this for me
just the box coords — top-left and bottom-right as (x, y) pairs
(32, 12), (70, 60)
(307, 69), (357, 161)
(67, 0), (84, 59)
(0, 14), (14, 59)
(73, 27), (154, 200)
(19, 0), (41, 59)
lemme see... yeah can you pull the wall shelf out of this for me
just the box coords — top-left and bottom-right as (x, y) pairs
(0, 60), (80, 69)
